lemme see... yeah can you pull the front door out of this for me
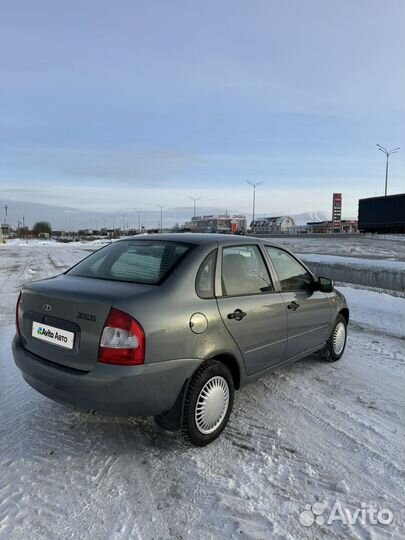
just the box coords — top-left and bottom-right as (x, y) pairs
(216, 244), (288, 375)
(264, 246), (332, 360)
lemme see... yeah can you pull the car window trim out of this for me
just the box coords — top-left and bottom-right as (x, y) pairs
(216, 289), (281, 300)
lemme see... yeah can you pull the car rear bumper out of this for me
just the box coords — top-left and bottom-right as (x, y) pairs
(12, 336), (202, 416)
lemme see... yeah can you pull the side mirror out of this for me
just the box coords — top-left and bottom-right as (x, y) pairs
(317, 276), (334, 293)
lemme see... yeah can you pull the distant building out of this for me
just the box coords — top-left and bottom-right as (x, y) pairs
(251, 216), (295, 234)
(1, 223), (11, 236)
(307, 220), (358, 234)
(51, 230), (66, 238)
(78, 229), (103, 236)
(185, 215), (247, 234)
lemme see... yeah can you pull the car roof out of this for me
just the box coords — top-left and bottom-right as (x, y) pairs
(120, 233), (282, 248)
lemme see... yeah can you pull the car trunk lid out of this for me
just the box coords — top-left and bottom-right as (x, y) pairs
(19, 275), (153, 371)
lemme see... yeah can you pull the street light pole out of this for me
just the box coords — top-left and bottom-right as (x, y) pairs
(188, 196), (201, 218)
(376, 144), (400, 196)
(156, 205), (166, 233)
(136, 211), (142, 233)
(246, 180), (263, 234)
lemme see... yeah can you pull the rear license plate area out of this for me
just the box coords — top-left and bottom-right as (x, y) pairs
(32, 321), (75, 350)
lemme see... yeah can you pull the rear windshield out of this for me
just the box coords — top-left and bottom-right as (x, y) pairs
(67, 240), (193, 284)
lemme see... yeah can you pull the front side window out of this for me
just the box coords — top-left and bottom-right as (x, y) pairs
(68, 240), (193, 284)
(265, 246), (313, 291)
(222, 245), (273, 296)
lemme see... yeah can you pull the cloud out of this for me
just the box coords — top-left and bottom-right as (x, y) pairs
(1, 183), (365, 221)
(1, 146), (204, 181)
(0, 0), (404, 220)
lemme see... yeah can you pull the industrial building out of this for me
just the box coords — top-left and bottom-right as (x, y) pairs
(250, 216), (295, 234)
(185, 214), (247, 234)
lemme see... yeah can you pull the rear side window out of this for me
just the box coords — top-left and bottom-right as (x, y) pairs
(68, 240), (193, 284)
(265, 246), (313, 291)
(196, 250), (217, 299)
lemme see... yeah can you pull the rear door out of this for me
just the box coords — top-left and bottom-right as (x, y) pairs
(216, 244), (287, 375)
(264, 246), (331, 360)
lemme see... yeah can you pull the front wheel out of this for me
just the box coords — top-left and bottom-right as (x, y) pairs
(181, 360), (234, 446)
(320, 314), (347, 362)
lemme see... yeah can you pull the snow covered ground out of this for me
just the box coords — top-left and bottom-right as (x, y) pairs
(257, 234), (405, 292)
(271, 234), (405, 261)
(0, 241), (404, 540)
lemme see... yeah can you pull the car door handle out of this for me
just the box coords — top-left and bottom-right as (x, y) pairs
(227, 309), (247, 321)
(287, 301), (300, 311)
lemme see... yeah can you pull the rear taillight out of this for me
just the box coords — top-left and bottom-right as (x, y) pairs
(98, 308), (145, 365)
(16, 292), (22, 335)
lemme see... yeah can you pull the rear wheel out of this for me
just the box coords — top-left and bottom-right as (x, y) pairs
(320, 314), (347, 362)
(181, 360), (234, 446)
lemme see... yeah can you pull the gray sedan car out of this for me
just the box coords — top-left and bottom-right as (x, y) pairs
(13, 234), (349, 446)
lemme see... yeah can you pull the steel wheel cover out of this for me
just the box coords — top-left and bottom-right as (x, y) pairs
(333, 322), (346, 355)
(195, 376), (230, 434)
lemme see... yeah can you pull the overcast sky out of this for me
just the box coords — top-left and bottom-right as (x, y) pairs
(1, 0), (404, 227)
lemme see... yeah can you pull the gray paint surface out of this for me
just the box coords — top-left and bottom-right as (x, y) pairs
(13, 234), (348, 417)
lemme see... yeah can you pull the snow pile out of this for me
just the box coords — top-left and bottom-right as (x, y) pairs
(301, 254), (405, 293)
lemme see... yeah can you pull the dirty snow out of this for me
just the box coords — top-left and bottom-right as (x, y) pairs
(300, 254), (404, 270)
(0, 240), (404, 540)
(299, 254), (405, 293)
(271, 234), (405, 261)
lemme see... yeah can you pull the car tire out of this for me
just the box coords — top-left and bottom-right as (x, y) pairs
(320, 314), (347, 362)
(180, 359), (234, 446)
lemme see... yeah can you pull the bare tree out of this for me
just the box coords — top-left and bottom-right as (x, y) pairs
(32, 221), (52, 236)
